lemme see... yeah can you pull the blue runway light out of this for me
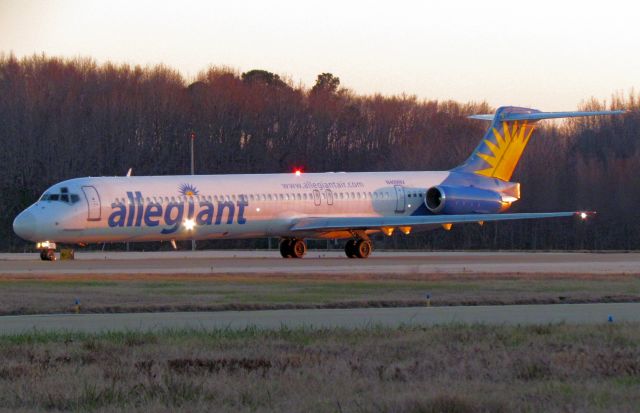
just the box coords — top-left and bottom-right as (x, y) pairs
(608, 315), (614, 323)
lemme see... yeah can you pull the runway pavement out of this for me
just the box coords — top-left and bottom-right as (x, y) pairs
(1, 251), (639, 276)
(0, 302), (637, 334)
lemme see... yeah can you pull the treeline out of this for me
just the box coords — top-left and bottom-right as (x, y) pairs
(1, 54), (639, 251)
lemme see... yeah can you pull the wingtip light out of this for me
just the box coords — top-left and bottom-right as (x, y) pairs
(578, 211), (596, 220)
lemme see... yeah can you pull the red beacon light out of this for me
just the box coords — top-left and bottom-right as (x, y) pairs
(294, 169), (302, 176)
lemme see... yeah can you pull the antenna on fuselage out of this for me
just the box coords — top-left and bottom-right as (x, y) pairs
(126, 168), (133, 177)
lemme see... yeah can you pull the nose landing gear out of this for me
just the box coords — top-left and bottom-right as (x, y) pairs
(36, 241), (58, 261)
(279, 238), (307, 258)
(39, 249), (56, 261)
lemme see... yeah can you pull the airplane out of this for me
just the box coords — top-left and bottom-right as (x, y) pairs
(13, 106), (623, 261)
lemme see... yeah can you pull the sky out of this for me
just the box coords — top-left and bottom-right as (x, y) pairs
(0, 0), (638, 110)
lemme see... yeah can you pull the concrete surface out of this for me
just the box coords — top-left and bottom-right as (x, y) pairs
(0, 302), (637, 334)
(1, 251), (639, 276)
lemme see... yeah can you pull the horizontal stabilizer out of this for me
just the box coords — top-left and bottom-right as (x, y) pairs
(290, 211), (591, 233)
(469, 110), (625, 122)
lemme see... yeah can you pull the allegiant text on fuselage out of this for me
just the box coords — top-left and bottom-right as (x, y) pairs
(108, 191), (248, 234)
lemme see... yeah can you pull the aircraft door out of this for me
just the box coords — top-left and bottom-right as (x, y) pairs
(325, 189), (334, 206)
(394, 185), (405, 213)
(81, 186), (102, 221)
(313, 190), (321, 206)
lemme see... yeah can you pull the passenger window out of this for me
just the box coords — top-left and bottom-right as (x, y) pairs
(303, 193), (308, 200)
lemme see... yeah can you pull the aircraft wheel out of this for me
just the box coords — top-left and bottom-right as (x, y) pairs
(345, 239), (357, 258)
(354, 240), (372, 259)
(291, 239), (307, 258)
(40, 250), (48, 261)
(46, 249), (56, 261)
(279, 239), (293, 258)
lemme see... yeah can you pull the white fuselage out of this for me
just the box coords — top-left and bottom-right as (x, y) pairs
(16, 171), (452, 243)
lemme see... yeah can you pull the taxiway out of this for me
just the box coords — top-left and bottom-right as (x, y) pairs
(0, 302), (637, 334)
(1, 251), (639, 276)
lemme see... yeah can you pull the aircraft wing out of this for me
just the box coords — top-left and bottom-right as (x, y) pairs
(290, 211), (590, 232)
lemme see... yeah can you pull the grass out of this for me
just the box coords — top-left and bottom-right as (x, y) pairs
(0, 324), (638, 411)
(0, 274), (639, 315)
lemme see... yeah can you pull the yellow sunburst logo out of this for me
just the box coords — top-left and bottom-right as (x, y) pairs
(178, 183), (199, 197)
(475, 121), (535, 181)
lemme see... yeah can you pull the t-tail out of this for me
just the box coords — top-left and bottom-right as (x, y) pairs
(453, 106), (625, 181)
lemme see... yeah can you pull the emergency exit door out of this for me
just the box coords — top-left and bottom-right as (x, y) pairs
(81, 186), (102, 221)
(394, 185), (406, 213)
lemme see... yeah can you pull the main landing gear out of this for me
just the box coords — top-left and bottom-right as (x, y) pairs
(278, 237), (373, 259)
(279, 238), (307, 258)
(345, 238), (373, 259)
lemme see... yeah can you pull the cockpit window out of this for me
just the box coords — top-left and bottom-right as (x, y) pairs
(40, 189), (81, 204)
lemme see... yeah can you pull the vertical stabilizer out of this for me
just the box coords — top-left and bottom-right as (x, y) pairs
(454, 106), (624, 181)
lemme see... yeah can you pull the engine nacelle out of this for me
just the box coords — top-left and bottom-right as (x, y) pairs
(425, 185), (505, 214)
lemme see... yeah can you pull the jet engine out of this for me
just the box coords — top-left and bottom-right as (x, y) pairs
(425, 185), (506, 214)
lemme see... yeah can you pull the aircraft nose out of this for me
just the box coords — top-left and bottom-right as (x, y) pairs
(13, 210), (37, 241)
